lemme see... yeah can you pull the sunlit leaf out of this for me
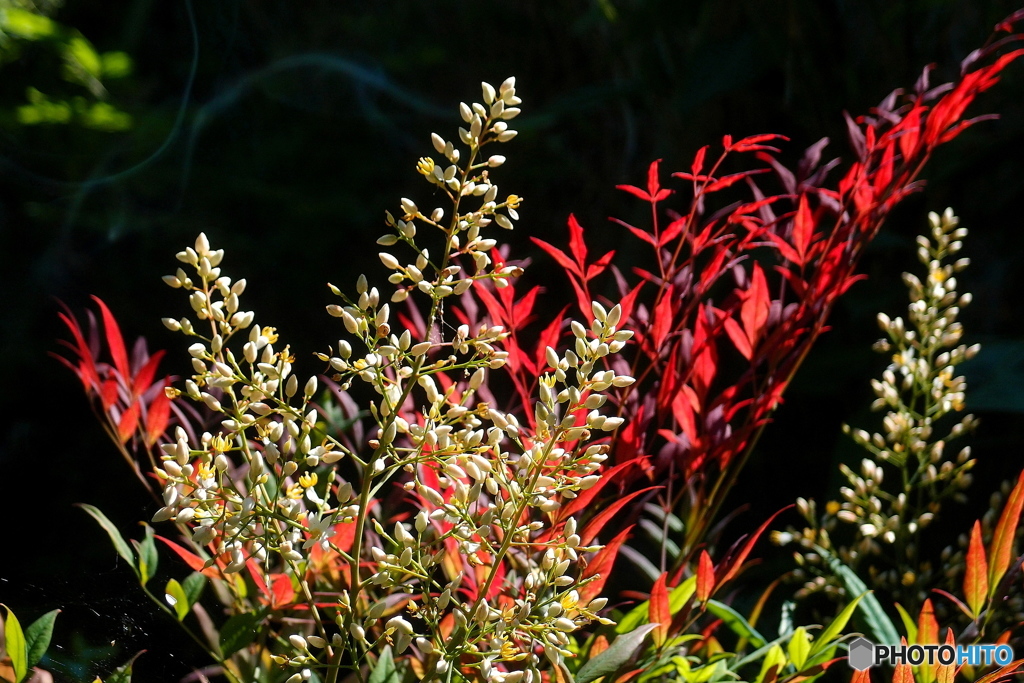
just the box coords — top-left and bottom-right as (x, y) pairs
(1, 604), (28, 682)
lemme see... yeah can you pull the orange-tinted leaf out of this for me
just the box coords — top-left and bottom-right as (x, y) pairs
(964, 520), (989, 617)
(271, 573), (296, 608)
(145, 384), (172, 446)
(892, 659), (915, 683)
(649, 572), (670, 648)
(590, 634), (610, 658)
(696, 550), (715, 602)
(917, 599), (938, 645)
(155, 535), (222, 579)
(92, 295), (130, 378)
(989, 468), (1024, 593)
(117, 401), (141, 443)
(935, 628), (956, 683)
(580, 526), (632, 604)
(851, 667), (872, 683)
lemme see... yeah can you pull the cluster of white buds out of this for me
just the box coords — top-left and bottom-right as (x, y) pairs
(779, 209), (979, 605)
(150, 78), (628, 682)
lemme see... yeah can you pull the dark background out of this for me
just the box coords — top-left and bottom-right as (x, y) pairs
(2, 1), (1024, 680)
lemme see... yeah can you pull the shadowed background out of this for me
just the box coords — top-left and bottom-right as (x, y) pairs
(2, 1), (1023, 679)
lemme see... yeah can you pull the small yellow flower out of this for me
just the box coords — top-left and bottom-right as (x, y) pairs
(261, 326), (279, 343)
(416, 157), (435, 176)
(299, 472), (318, 489)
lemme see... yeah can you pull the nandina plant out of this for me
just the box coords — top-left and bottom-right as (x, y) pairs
(60, 78), (639, 683)
(465, 12), (1024, 571)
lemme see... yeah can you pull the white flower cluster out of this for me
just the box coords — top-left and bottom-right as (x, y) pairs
(150, 78), (632, 682)
(780, 209), (979, 603)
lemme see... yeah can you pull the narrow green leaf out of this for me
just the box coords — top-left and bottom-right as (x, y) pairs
(2, 605), (28, 682)
(78, 504), (137, 578)
(219, 613), (258, 657)
(894, 603), (917, 644)
(614, 576), (696, 637)
(706, 599), (767, 649)
(182, 572), (206, 607)
(821, 547), (901, 645)
(24, 608), (60, 670)
(132, 525), (158, 587)
(368, 645), (399, 683)
(787, 626), (811, 671)
(810, 592), (866, 657)
(164, 579), (189, 621)
(577, 623), (658, 683)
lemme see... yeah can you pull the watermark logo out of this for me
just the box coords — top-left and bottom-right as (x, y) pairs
(848, 638), (1015, 671)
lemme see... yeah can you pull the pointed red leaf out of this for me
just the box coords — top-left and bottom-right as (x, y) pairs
(792, 194), (813, 266)
(989, 468), (1024, 592)
(722, 317), (752, 360)
(117, 401), (141, 443)
(145, 383), (172, 446)
(132, 350), (166, 397)
(580, 525), (633, 604)
(691, 146), (708, 178)
(740, 263), (770, 348)
(531, 237), (582, 278)
(567, 214), (589, 267)
(964, 520), (989, 617)
(717, 506), (791, 586)
(615, 184), (653, 202)
(649, 571), (670, 647)
(91, 295), (130, 378)
(647, 159), (663, 199)
(696, 550), (715, 602)
(560, 458), (647, 519)
(579, 487), (658, 548)
(155, 535), (222, 578)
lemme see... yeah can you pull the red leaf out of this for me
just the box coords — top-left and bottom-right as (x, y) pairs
(586, 250), (616, 281)
(691, 146), (708, 178)
(696, 550), (715, 602)
(625, 224), (658, 247)
(989, 468), (1024, 592)
(271, 573), (296, 609)
(897, 106), (923, 161)
(533, 308), (567, 373)
(765, 232), (802, 265)
(580, 525), (632, 604)
(618, 282), (645, 325)
(740, 263), (770, 349)
(964, 520), (989, 617)
(567, 214), (589, 268)
(155, 535), (222, 578)
(92, 295), (130, 379)
(875, 141), (895, 193)
(658, 217), (688, 247)
(560, 458), (648, 519)
(579, 487), (658, 547)
(531, 237), (582, 278)
(722, 317), (752, 360)
(647, 159), (664, 200)
(651, 287), (675, 350)
(717, 506), (791, 586)
(649, 571), (670, 647)
(615, 184), (653, 202)
(100, 377), (119, 411)
(145, 383), (172, 446)
(792, 194), (814, 266)
(117, 401), (140, 443)
(56, 309), (100, 390)
(731, 133), (789, 153)
(132, 350), (166, 397)
(705, 169), (768, 194)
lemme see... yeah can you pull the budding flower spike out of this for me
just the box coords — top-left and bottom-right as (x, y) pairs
(146, 77), (627, 683)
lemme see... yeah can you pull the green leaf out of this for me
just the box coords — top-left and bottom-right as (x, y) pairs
(132, 525), (158, 587)
(894, 603), (917, 644)
(615, 576), (696, 636)
(0, 8), (57, 39)
(182, 572), (206, 608)
(100, 51), (132, 79)
(755, 644), (786, 683)
(24, 608), (60, 670)
(65, 36), (102, 79)
(368, 645), (399, 683)
(78, 504), (138, 578)
(219, 613), (259, 657)
(822, 549), (901, 646)
(106, 651), (144, 683)
(164, 579), (189, 622)
(2, 604), (28, 682)
(577, 623), (658, 683)
(787, 626), (811, 671)
(706, 599), (767, 649)
(810, 592), (866, 657)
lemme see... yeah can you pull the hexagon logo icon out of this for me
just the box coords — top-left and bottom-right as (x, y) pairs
(848, 637), (876, 671)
